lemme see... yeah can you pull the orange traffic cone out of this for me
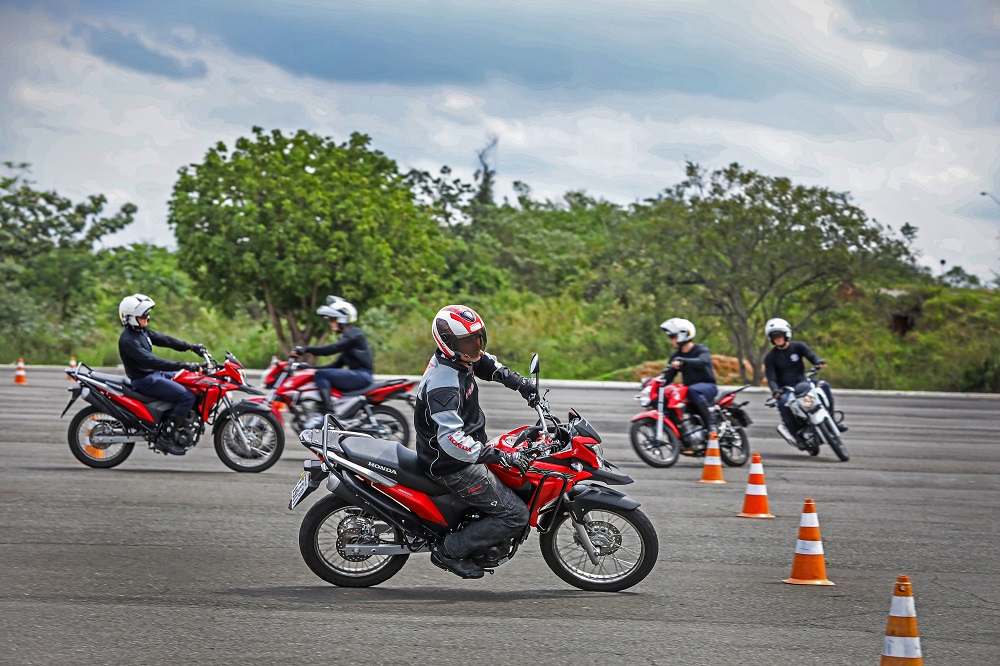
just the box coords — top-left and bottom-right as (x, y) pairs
(737, 453), (775, 518)
(698, 431), (726, 484)
(14, 358), (27, 385)
(881, 575), (923, 665)
(67, 355), (77, 379)
(783, 498), (834, 585)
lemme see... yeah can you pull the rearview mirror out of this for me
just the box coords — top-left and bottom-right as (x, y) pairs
(529, 353), (539, 376)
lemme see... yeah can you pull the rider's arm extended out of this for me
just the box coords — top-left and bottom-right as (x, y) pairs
(302, 327), (360, 357)
(425, 385), (486, 464)
(764, 350), (779, 394)
(147, 329), (193, 353)
(119, 332), (185, 373)
(797, 342), (824, 367)
(680, 345), (712, 370)
(661, 352), (680, 383)
(474, 352), (533, 394)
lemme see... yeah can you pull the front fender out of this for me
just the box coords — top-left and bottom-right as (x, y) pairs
(214, 398), (281, 433)
(562, 482), (641, 523)
(808, 408), (830, 425)
(630, 410), (680, 436)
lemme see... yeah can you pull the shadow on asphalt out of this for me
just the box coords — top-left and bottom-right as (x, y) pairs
(224, 585), (635, 605)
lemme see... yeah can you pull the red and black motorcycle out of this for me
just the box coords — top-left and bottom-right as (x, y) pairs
(629, 376), (752, 468)
(287, 354), (658, 592)
(259, 359), (415, 447)
(63, 351), (284, 472)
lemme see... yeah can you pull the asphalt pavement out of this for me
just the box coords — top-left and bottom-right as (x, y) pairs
(1, 366), (999, 665)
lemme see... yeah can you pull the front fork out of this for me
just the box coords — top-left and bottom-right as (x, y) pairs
(221, 395), (258, 451)
(654, 386), (666, 443)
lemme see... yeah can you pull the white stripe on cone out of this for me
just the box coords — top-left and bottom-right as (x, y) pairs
(890, 596), (917, 617)
(749, 462), (763, 474)
(883, 636), (922, 659)
(799, 513), (820, 528)
(705, 455), (721, 465)
(745, 485), (767, 495)
(794, 539), (824, 555)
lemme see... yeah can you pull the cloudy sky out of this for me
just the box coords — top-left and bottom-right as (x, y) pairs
(2, 0), (998, 278)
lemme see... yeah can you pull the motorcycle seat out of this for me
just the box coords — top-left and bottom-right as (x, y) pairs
(338, 379), (409, 397)
(340, 437), (449, 496)
(84, 371), (178, 406)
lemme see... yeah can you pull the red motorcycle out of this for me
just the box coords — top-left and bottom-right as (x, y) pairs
(288, 354), (658, 592)
(260, 360), (415, 447)
(629, 376), (752, 468)
(63, 352), (284, 472)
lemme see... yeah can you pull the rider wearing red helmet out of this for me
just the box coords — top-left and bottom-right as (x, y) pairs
(414, 305), (537, 579)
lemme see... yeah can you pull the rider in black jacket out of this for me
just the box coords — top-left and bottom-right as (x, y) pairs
(763, 317), (847, 435)
(117, 294), (205, 455)
(291, 297), (374, 428)
(414, 305), (536, 579)
(659, 317), (718, 435)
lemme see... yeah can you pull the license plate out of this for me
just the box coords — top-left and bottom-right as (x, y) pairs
(288, 471), (310, 510)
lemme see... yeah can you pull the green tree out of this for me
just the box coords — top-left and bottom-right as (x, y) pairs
(168, 128), (446, 352)
(630, 162), (913, 384)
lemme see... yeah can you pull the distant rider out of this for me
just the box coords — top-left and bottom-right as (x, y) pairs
(291, 296), (374, 429)
(414, 305), (536, 579)
(117, 293), (206, 456)
(763, 317), (847, 440)
(659, 317), (718, 436)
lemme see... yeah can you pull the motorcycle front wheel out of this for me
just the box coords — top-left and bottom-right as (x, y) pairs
(629, 418), (680, 468)
(718, 424), (750, 466)
(299, 494), (409, 587)
(67, 406), (135, 468)
(214, 411), (284, 472)
(819, 421), (850, 462)
(539, 506), (658, 592)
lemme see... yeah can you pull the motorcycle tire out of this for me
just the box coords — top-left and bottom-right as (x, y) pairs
(629, 418), (680, 468)
(299, 494), (409, 587)
(820, 421), (850, 462)
(718, 425), (751, 466)
(214, 410), (285, 472)
(67, 406), (135, 468)
(539, 506), (659, 593)
(365, 404), (412, 448)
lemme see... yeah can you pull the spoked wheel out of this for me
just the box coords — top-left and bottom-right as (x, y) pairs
(67, 406), (136, 468)
(628, 418), (680, 468)
(214, 411), (285, 472)
(718, 424), (750, 466)
(366, 405), (412, 448)
(299, 494), (409, 587)
(820, 421), (850, 462)
(539, 507), (658, 592)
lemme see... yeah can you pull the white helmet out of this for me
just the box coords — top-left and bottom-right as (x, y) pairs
(660, 317), (696, 344)
(317, 295), (357, 324)
(432, 305), (487, 362)
(765, 317), (792, 342)
(119, 294), (155, 330)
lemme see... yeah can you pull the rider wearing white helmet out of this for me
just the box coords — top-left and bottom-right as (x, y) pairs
(118, 293), (207, 455)
(291, 296), (373, 429)
(414, 305), (536, 580)
(763, 317), (847, 434)
(659, 317), (719, 435)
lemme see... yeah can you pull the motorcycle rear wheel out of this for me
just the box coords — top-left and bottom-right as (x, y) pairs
(820, 421), (850, 462)
(719, 425), (750, 466)
(299, 494), (409, 587)
(67, 406), (135, 468)
(366, 404), (411, 448)
(629, 418), (680, 468)
(539, 506), (658, 592)
(214, 411), (284, 472)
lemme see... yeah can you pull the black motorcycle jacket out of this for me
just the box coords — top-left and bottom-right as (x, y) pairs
(661, 343), (716, 386)
(764, 341), (823, 392)
(118, 327), (194, 380)
(415, 350), (532, 477)
(301, 325), (373, 373)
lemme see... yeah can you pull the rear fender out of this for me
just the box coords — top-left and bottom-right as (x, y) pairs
(74, 387), (146, 429)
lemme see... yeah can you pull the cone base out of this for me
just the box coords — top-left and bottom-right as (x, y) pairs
(738, 512), (775, 518)
(698, 479), (727, 484)
(783, 577), (835, 586)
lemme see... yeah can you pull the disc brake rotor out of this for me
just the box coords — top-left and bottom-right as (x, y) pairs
(336, 516), (380, 562)
(575, 520), (623, 557)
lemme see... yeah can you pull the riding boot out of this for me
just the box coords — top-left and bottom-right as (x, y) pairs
(825, 389), (849, 432)
(305, 388), (335, 429)
(692, 399), (716, 436)
(156, 416), (187, 455)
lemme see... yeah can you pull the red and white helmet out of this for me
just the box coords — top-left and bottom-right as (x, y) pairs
(432, 305), (488, 362)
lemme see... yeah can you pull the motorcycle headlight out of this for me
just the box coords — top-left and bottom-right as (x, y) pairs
(588, 442), (604, 464)
(800, 394), (817, 411)
(636, 385), (653, 408)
